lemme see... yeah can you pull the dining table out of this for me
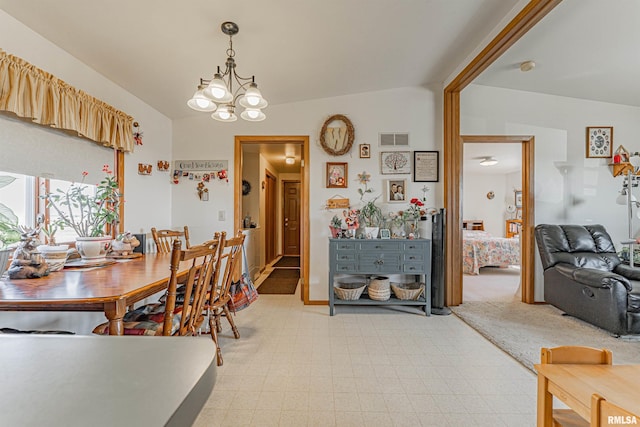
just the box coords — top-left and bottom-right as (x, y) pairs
(0, 253), (185, 335)
(535, 363), (640, 426)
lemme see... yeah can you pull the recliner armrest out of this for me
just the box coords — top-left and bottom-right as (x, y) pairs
(554, 263), (632, 291)
(613, 263), (640, 282)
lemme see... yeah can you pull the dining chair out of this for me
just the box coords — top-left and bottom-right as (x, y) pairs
(540, 346), (613, 427)
(151, 226), (191, 254)
(591, 393), (639, 426)
(93, 237), (221, 336)
(203, 231), (245, 366)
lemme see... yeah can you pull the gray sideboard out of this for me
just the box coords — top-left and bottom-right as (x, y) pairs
(329, 238), (431, 315)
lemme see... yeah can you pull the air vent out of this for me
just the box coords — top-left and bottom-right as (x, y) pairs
(379, 133), (409, 146)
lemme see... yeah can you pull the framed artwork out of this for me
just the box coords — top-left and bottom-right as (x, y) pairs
(359, 143), (370, 159)
(515, 190), (523, 208)
(586, 126), (613, 158)
(516, 208), (523, 220)
(326, 162), (348, 188)
(380, 151), (411, 174)
(385, 178), (407, 203)
(319, 114), (355, 156)
(413, 151), (439, 182)
(379, 229), (391, 239)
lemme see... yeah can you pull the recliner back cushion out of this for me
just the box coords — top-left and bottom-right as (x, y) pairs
(535, 224), (620, 271)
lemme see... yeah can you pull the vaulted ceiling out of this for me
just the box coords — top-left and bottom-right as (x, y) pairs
(0, 0), (520, 119)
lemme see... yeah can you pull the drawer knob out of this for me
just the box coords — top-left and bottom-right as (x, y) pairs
(409, 256), (415, 260)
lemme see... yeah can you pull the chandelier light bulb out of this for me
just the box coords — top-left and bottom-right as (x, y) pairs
(240, 108), (266, 122)
(187, 86), (217, 112)
(247, 109), (259, 119)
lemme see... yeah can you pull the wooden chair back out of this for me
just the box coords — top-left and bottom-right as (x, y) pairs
(591, 394), (639, 426)
(540, 346), (613, 427)
(163, 237), (220, 336)
(208, 231), (245, 308)
(540, 346), (612, 365)
(151, 226), (191, 254)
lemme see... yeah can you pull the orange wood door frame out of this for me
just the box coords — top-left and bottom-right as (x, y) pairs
(443, 0), (561, 306)
(234, 136), (311, 303)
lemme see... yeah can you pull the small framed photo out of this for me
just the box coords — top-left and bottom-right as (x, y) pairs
(515, 190), (523, 208)
(385, 179), (407, 203)
(359, 143), (370, 159)
(326, 162), (348, 188)
(413, 151), (439, 182)
(516, 208), (523, 220)
(586, 126), (613, 158)
(379, 229), (391, 239)
(380, 151), (411, 174)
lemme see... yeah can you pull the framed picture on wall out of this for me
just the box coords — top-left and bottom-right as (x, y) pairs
(359, 144), (371, 158)
(385, 178), (408, 203)
(326, 162), (348, 188)
(413, 151), (439, 182)
(380, 151), (411, 174)
(586, 126), (613, 158)
(515, 190), (523, 208)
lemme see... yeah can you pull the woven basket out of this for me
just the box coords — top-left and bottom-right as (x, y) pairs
(391, 282), (425, 300)
(334, 282), (366, 300)
(368, 276), (390, 301)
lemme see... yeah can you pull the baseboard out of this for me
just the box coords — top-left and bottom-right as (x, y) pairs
(306, 300), (328, 305)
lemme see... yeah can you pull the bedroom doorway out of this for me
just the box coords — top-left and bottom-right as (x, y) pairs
(462, 141), (523, 302)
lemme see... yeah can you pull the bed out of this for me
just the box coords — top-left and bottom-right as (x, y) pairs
(462, 230), (520, 275)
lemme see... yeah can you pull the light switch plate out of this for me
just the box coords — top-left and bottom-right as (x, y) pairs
(218, 210), (225, 221)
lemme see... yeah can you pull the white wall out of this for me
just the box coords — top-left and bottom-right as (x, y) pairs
(462, 84), (640, 300)
(462, 173), (510, 237)
(172, 87), (442, 300)
(0, 10), (172, 333)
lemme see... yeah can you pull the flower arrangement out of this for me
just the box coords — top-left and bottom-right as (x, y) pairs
(343, 209), (360, 230)
(406, 198), (425, 220)
(43, 165), (121, 238)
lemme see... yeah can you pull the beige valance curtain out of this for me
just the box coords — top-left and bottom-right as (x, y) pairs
(0, 49), (134, 153)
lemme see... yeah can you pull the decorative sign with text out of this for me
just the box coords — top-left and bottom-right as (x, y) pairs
(174, 160), (228, 171)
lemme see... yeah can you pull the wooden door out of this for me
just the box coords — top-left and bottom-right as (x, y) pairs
(283, 181), (301, 256)
(265, 170), (277, 264)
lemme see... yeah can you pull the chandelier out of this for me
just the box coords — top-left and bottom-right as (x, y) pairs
(187, 21), (267, 122)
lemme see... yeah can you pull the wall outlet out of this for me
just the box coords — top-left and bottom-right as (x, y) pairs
(218, 210), (225, 221)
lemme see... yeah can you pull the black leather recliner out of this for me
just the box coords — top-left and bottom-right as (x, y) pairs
(535, 224), (640, 336)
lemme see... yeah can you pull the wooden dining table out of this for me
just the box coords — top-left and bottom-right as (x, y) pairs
(535, 363), (640, 426)
(0, 253), (186, 335)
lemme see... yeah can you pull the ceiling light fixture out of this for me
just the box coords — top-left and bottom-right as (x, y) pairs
(479, 156), (498, 166)
(187, 21), (267, 122)
(285, 156), (295, 165)
(519, 60), (536, 72)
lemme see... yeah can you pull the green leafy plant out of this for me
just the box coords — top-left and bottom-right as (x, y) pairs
(330, 215), (343, 228)
(359, 196), (383, 227)
(42, 165), (121, 237)
(0, 176), (21, 249)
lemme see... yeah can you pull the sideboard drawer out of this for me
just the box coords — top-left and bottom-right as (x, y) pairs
(358, 241), (402, 251)
(335, 252), (356, 262)
(404, 241), (427, 252)
(336, 241), (357, 251)
(335, 263), (358, 272)
(404, 252), (425, 262)
(403, 263), (424, 273)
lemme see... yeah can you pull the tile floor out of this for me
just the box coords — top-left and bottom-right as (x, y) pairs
(194, 286), (538, 426)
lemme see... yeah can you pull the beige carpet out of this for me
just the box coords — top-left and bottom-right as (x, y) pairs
(452, 301), (640, 372)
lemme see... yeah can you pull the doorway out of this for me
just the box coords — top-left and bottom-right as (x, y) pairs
(462, 141), (524, 302)
(234, 135), (312, 303)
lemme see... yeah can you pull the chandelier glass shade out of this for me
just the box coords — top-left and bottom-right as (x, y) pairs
(187, 21), (267, 122)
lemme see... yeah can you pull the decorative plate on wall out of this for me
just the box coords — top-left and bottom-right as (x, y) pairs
(242, 179), (251, 195)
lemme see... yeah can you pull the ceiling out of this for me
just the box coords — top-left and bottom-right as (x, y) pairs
(464, 143), (522, 175)
(0, 0), (519, 120)
(475, 0), (640, 108)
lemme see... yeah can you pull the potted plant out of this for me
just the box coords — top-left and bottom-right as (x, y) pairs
(42, 165), (121, 260)
(0, 175), (22, 277)
(359, 196), (383, 239)
(329, 215), (343, 238)
(36, 223), (70, 272)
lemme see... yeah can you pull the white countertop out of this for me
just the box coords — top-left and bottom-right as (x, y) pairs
(0, 335), (216, 427)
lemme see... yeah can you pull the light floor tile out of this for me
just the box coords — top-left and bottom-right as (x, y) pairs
(196, 286), (538, 426)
